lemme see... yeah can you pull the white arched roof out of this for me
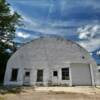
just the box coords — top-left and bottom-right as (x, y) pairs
(7, 36), (96, 69)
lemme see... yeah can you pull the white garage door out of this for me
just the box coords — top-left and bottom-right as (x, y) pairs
(71, 63), (92, 86)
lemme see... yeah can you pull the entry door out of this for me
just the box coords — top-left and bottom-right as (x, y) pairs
(52, 71), (58, 85)
(36, 69), (43, 85)
(23, 70), (31, 85)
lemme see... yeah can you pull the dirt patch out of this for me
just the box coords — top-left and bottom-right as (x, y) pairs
(3, 91), (98, 100)
(0, 86), (100, 100)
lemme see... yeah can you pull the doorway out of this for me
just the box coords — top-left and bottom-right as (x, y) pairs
(52, 71), (58, 85)
(23, 69), (31, 85)
(37, 69), (43, 82)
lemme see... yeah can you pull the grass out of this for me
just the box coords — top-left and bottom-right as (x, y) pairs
(0, 86), (22, 94)
(0, 85), (35, 94)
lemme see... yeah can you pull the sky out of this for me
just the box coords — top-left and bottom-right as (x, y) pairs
(7, 0), (100, 64)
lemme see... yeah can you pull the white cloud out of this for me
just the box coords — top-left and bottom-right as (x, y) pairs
(22, 16), (39, 28)
(16, 32), (31, 39)
(97, 50), (100, 56)
(78, 38), (100, 52)
(10, 7), (15, 15)
(77, 24), (100, 39)
(21, 15), (77, 37)
(77, 23), (100, 52)
(5, 49), (12, 53)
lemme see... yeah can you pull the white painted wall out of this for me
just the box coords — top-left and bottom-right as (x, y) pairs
(4, 37), (97, 86)
(95, 66), (100, 85)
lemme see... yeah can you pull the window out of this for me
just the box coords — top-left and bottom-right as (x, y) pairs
(25, 72), (30, 77)
(62, 68), (69, 80)
(53, 71), (58, 76)
(11, 68), (18, 81)
(37, 70), (43, 82)
(98, 69), (100, 72)
(82, 56), (85, 59)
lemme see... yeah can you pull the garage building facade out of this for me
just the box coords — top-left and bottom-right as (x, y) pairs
(4, 37), (97, 86)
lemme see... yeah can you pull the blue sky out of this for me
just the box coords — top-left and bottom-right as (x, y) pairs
(7, 0), (100, 63)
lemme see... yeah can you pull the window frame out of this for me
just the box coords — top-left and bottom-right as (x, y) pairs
(10, 68), (18, 82)
(62, 68), (69, 80)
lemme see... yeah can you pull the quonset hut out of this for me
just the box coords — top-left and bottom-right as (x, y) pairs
(4, 37), (97, 86)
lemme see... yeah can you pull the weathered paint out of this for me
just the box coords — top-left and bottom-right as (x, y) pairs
(4, 37), (97, 86)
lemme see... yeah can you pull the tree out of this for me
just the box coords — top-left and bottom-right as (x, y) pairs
(0, 0), (22, 83)
(0, 0), (22, 52)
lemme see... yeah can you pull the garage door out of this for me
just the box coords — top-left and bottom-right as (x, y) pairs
(71, 63), (92, 86)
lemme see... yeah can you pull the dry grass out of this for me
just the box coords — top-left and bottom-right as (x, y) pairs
(0, 96), (4, 100)
(0, 86), (22, 94)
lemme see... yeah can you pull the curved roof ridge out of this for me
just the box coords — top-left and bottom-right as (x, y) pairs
(20, 36), (89, 53)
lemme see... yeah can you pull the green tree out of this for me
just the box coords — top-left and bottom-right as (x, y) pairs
(0, 0), (22, 50)
(0, 0), (22, 83)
